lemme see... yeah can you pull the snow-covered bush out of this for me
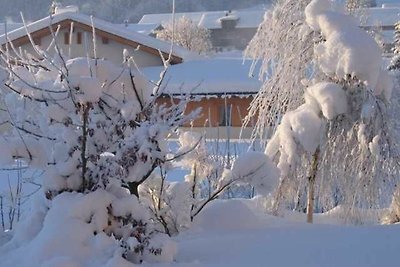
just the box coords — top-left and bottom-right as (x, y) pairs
(139, 131), (240, 235)
(230, 151), (280, 196)
(382, 188), (400, 224)
(254, 0), (400, 223)
(156, 16), (212, 54)
(346, 0), (376, 14)
(139, 172), (193, 236)
(139, 132), (271, 235)
(0, 36), (196, 264)
(388, 22), (400, 70)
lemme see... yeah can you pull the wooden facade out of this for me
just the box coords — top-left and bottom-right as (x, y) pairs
(157, 96), (255, 128)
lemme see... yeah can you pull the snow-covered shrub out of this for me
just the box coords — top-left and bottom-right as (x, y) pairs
(156, 16), (212, 54)
(388, 22), (400, 70)
(230, 151), (280, 196)
(0, 39), (196, 264)
(139, 132), (268, 235)
(140, 131), (242, 235)
(382, 188), (400, 224)
(346, 0), (376, 14)
(139, 173), (193, 236)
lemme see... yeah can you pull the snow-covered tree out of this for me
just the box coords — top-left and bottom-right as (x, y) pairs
(388, 22), (400, 70)
(0, 29), (197, 264)
(140, 131), (239, 235)
(346, 0), (376, 14)
(252, 0), (400, 223)
(138, 131), (279, 236)
(156, 16), (212, 54)
(244, 0), (315, 141)
(382, 187), (400, 224)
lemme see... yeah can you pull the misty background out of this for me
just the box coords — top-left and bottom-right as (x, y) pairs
(0, 0), (271, 23)
(0, 0), (398, 24)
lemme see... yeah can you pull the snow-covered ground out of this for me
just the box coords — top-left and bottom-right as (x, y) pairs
(1, 197), (398, 267)
(141, 199), (399, 267)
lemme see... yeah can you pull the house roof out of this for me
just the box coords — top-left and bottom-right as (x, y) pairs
(0, 11), (191, 64)
(142, 58), (262, 98)
(363, 7), (400, 27)
(379, 30), (395, 44)
(116, 23), (161, 36)
(0, 23), (24, 36)
(139, 10), (265, 30)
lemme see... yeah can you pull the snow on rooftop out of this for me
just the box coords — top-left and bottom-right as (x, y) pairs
(117, 23), (161, 36)
(380, 30), (395, 44)
(139, 10), (265, 30)
(54, 5), (79, 14)
(0, 23), (24, 36)
(142, 58), (262, 97)
(0, 12), (190, 60)
(364, 7), (400, 27)
(382, 3), (400, 8)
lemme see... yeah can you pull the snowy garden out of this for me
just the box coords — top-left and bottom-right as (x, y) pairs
(1, 0), (400, 266)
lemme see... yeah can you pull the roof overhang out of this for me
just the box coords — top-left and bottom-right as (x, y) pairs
(1, 18), (183, 64)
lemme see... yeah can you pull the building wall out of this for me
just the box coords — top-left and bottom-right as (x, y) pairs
(210, 28), (257, 50)
(12, 25), (164, 67)
(157, 96), (255, 128)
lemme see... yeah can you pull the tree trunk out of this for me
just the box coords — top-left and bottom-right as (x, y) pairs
(307, 147), (320, 223)
(80, 105), (90, 191)
(190, 164), (197, 222)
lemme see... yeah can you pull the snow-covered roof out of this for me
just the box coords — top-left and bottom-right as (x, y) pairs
(139, 10), (265, 30)
(0, 23), (24, 36)
(142, 58), (262, 97)
(363, 7), (400, 27)
(117, 23), (161, 36)
(380, 30), (395, 44)
(0, 12), (190, 63)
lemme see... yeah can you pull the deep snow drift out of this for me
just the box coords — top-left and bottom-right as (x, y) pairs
(158, 199), (397, 267)
(2, 198), (399, 267)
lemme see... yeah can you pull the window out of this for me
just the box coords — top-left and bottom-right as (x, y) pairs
(64, 32), (70, 45)
(219, 105), (232, 126)
(102, 37), (109, 44)
(77, 32), (82, 44)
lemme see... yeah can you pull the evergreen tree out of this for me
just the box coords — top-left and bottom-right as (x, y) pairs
(388, 21), (400, 70)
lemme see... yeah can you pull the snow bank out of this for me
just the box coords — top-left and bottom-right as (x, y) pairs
(192, 199), (264, 231)
(1, 190), (124, 267)
(175, 199), (396, 267)
(1, 190), (177, 267)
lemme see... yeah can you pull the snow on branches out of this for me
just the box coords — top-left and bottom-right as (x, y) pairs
(156, 16), (212, 54)
(257, 0), (400, 222)
(0, 46), (197, 264)
(244, 0), (315, 141)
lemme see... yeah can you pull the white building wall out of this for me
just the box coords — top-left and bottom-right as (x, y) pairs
(16, 27), (163, 67)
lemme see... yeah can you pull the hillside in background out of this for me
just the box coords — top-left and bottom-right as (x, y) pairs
(0, 0), (271, 23)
